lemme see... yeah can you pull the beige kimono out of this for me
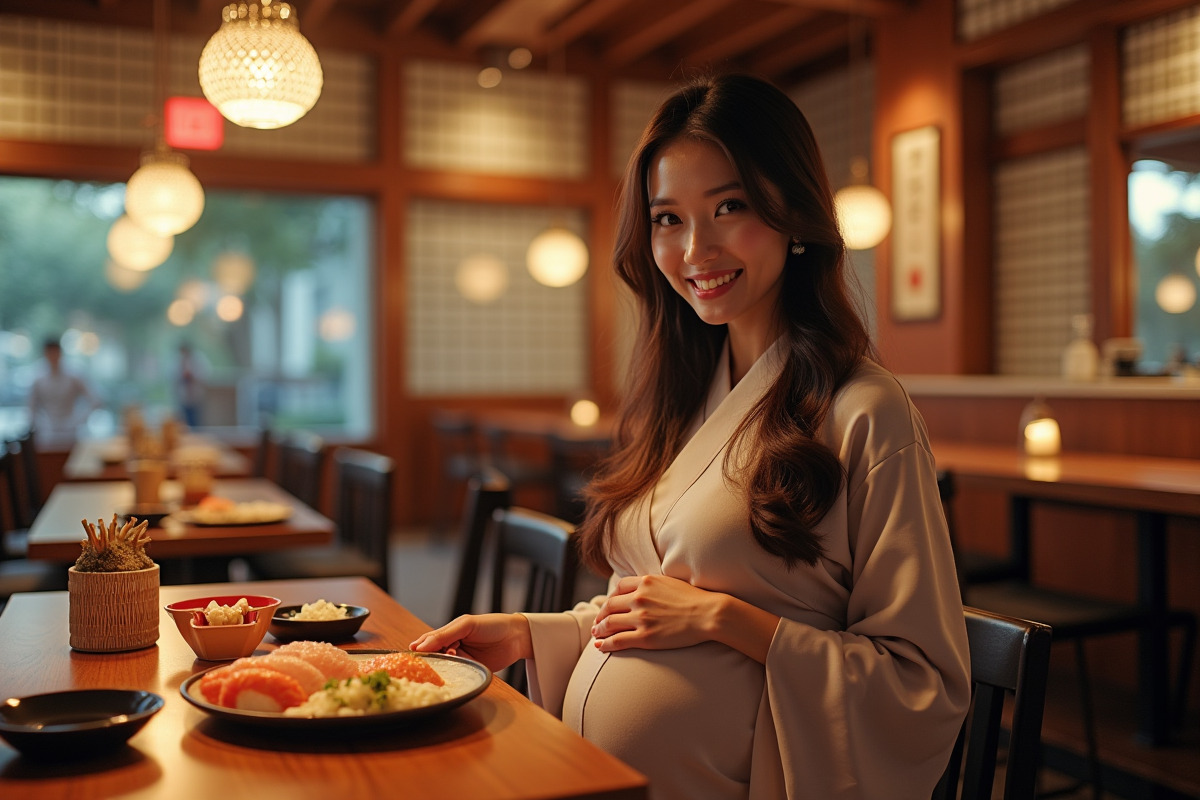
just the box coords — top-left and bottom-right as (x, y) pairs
(524, 341), (971, 800)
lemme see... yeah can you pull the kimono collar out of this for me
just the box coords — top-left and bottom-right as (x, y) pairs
(649, 335), (787, 538)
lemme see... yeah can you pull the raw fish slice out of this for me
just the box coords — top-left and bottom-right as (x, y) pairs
(250, 653), (327, 695)
(197, 665), (233, 703)
(358, 652), (444, 686)
(217, 667), (306, 711)
(274, 640), (358, 679)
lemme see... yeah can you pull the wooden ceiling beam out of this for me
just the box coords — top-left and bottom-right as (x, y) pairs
(299, 0), (339, 29)
(684, 5), (818, 65)
(383, 0), (440, 38)
(747, 13), (849, 79)
(605, 0), (736, 68)
(538, 0), (636, 56)
(774, 0), (909, 15)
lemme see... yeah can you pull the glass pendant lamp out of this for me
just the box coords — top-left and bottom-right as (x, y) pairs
(198, 0), (323, 130)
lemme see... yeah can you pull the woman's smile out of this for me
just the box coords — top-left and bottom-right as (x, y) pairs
(689, 269), (742, 295)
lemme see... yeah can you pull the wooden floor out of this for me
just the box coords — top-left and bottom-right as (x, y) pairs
(385, 527), (1199, 800)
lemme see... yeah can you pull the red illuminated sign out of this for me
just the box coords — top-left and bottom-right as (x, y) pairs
(164, 97), (224, 151)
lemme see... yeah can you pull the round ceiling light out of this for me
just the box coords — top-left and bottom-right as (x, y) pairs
(198, 1), (323, 130)
(107, 215), (173, 272)
(124, 148), (205, 237)
(834, 184), (892, 250)
(526, 227), (588, 288)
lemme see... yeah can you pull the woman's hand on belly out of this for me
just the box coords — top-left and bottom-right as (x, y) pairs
(591, 575), (780, 662)
(410, 612), (532, 673)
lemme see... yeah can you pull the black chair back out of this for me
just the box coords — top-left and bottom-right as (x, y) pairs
(449, 466), (511, 620)
(11, 429), (42, 527)
(274, 431), (326, 510)
(490, 506), (577, 616)
(934, 606), (1052, 800)
(333, 447), (395, 592)
(489, 506), (577, 693)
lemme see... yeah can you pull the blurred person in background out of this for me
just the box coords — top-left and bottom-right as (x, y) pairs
(28, 336), (100, 440)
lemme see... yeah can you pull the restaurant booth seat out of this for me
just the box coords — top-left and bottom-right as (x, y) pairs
(934, 607), (1052, 800)
(940, 470), (1197, 800)
(489, 506), (578, 694)
(247, 447), (393, 592)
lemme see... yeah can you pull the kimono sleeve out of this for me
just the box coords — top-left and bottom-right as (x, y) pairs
(522, 591), (608, 718)
(756, 443), (971, 799)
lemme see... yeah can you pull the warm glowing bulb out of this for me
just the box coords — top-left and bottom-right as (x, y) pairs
(527, 227), (588, 287)
(198, 1), (323, 130)
(570, 399), (600, 427)
(105, 259), (150, 292)
(1023, 418), (1061, 456)
(167, 298), (196, 326)
(213, 251), (256, 294)
(477, 67), (502, 89)
(834, 185), (892, 250)
(107, 215), (173, 272)
(216, 294), (244, 321)
(318, 308), (356, 341)
(124, 149), (205, 236)
(1155, 274), (1197, 314)
(456, 254), (509, 304)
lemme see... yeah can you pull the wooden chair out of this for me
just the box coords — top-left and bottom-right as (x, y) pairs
(448, 466), (511, 620)
(0, 448), (67, 610)
(489, 506), (578, 693)
(547, 431), (610, 525)
(940, 470), (1197, 799)
(248, 447), (394, 592)
(431, 409), (485, 538)
(272, 430), (327, 510)
(933, 606), (1052, 800)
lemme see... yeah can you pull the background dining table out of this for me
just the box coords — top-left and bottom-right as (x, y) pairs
(25, 478), (334, 563)
(931, 440), (1200, 746)
(0, 576), (648, 800)
(61, 434), (252, 482)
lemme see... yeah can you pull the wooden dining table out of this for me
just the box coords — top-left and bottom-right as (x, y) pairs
(25, 478), (334, 563)
(931, 440), (1200, 746)
(0, 576), (648, 800)
(62, 434), (252, 482)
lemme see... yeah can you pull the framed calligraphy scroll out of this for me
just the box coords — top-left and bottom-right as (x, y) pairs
(890, 125), (941, 321)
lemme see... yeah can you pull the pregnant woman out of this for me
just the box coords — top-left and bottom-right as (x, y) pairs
(412, 72), (970, 800)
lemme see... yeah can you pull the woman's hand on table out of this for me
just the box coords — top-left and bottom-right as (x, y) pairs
(410, 613), (532, 673)
(591, 574), (781, 663)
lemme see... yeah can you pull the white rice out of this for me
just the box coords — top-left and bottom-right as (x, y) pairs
(283, 675), (453, 718)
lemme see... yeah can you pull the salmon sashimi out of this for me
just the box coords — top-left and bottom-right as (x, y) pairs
(357, 652), (445, 686)
(223, 652), (327, 696)
(197, 665), (236, 703)
(274, 640), (358, 680)
(216, 667), (306, 711)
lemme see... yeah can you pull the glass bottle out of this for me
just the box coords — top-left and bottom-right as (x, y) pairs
(1061, 313), (1099, 381)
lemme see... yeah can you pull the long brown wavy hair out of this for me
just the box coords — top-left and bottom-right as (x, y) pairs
(577, 73), (875, 575)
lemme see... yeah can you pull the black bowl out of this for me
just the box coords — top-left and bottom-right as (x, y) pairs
(268, 604), (370, 643)
(0, 689), (164, 760)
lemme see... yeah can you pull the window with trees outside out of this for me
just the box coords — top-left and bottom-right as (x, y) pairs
(0, 176), (374, 443)
(1129, 160), (1200, 375)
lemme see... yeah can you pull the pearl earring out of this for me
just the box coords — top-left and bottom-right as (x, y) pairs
(790, 236), (806, 255)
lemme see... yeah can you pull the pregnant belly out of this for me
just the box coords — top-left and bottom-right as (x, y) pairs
(565, 641), (764, 796)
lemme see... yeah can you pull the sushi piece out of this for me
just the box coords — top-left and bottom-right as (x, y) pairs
(197, 665), (233, 703)
(217, 667), (306, 711)
(274, 640), (358, 680)
(357, 652), (444, 686)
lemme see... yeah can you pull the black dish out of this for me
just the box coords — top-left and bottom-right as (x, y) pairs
(120, 504), (175, 528)
(179, 651), (490, 730)
(0, 689), (164, 760)
(268, 604), (370, 642)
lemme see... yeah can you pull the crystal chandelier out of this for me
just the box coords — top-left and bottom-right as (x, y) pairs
(125, 146), (205, 237)
(198, 1), (323, 130)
